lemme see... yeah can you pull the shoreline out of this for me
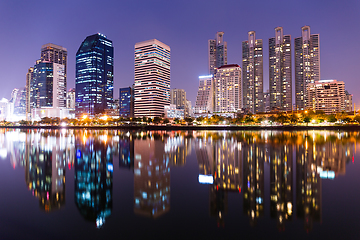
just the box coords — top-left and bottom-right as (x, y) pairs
(1, 124), (360, 131)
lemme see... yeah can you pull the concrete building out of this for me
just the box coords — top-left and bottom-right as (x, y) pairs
(195, 75), (214, 115)
(214, 64), (242, 113)
(170, 89), (186, 109)
(134, 39), (170, 118)
(345, 90), (353, 112)
(269, 27), (292, 111)
(295, 26), (320, 110)
(306, 79), (345, 114)
(242, 31), (263, 113)
(26, 67), (34, 120)
(66, 88), (75, 109)
(209, 32), (227, 75)
(164, 104), (185, 119)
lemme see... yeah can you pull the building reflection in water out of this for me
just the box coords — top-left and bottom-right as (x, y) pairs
(0, 129), (358, 232)
(134, 132), (170, 218)
(75, 130), (113, 228)
(22, 130), (67, 211)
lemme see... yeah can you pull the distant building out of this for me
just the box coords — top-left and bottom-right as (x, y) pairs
(66, 88), (75, 109)
(134, 39), (170, 118)
(75, 33), (114, 117)
(295, 26), (320, 110)
(214, 64), (242, 113)
(164, 104), (185, 119)
(263, 91), (270, 112)
(209, 32), (227, 75)
(26, 67), (34, 120)
(306, 79), (345, 114)
(345, 90), (353, 112)
(242, 31), (263, 113)
(186, 100), (193, 117)
(119, 87), (134, 118)
(269, 27), (292, 111)
(195, 75), (214, 115)
(170, 89), (186, 109)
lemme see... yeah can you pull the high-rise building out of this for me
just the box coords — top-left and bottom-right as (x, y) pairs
(75, 33), (114, 117)
(214, 64), (242, 113)
(269, 27), (292, 111)
(119, 87), (134, 118)
(209, 32), (228, 74)
(345, 90), (353, 112)
(306, 79), (345, 114)
(41, 43), (67, 89)
(194, 75), (214, 115)
(242, 31), (263, 113)
(32, 61), (66, 110)
(295, 26), (320, 110)
(134, 39), (170, 118)
(170, 89), (186, 109)
(66, 88), (75, 109)
(26, 67), (34, 120)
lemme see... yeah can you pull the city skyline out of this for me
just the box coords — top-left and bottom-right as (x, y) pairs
(0, 1), (359, 108)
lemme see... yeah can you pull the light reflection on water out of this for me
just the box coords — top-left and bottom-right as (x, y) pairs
(0, 129), (359, 238)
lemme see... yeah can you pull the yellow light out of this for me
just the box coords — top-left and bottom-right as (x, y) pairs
(82, 115), (88, 120)
(101, 115), (108, 121)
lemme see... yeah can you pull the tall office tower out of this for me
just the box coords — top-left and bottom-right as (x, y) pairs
(170, 89), (186, 109)
(242, 31), (263, 113)
(295, 26), (320, 110)
(25, 67), (34, 120)
(345, 90), (353, 112)
(41, 43), (67, 90)
(32, 61), (66, 109)
(214, 64), (242, 113)
(119, 87), (134, 118)
(195, 75), (214, 115)
(134, 39), (170, 118)
(209, 32), (227, 74)
(75, 33), (114, 117)
(306, 79), (345, 114)
(269, 27), (292, 111)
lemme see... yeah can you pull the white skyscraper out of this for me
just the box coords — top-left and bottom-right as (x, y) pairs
(195, 75), (214, 115)
(134, 39), (170, 117)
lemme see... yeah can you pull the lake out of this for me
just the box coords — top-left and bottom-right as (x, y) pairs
(0, 129), (359, 240)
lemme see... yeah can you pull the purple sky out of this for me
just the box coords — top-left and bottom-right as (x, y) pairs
(0, 0), (359, 108)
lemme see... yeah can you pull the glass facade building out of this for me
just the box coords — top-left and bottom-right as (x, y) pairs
(75, 33), (114, 117)
(119, 87), (134, 118)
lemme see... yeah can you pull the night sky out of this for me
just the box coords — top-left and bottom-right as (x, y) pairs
(0, 0), (359, 107)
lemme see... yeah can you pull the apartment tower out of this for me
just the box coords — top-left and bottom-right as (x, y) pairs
(294, 26), (320, 110)
(134, 39), (170, 118)
(269, 27), (292, 111)
(209, 32), (227, 75)
(242, 31), (263, 113)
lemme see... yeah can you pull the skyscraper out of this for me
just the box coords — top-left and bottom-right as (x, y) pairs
(75, 33), (114, 117)
(25, 67), (34, 120)
(41, 43), (67, 90)
(242, 31), (263, 113)
(269, 27), (292, 111)
(294, 26), (320, 110)
(209, 32), (227, 75)
(134, 39), (170, 118)
(214, 64), (242, 113)
(170, 89), (186, 109)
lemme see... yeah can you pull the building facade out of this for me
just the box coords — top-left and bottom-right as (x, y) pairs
(209, 32), (227, 75)
(306, 80), (345, 114)
(26, 67), (34, 120)
(214, 64), (242, 113)
(242, 31), (263, 113)
(195, 75), (214, 115)
(295, 26), (320, 110)
(170, 89), (186, 109)
(345, 90), (353, 112)
(75, 33), (114, 117)
(269, 27), (292, 111)
(134, 39), (170, 118)
(41, 43), (67, 90)
(119, 87), (134, 118)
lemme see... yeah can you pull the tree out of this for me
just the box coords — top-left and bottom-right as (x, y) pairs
(184, 117), (194, 125)
(289, 114), (298, 124)
(354, 115), (360, 123)
(327, 114), (337, 123)
(153, 117), (162, 124)
(163, 118), (170, 124)
(276, 113), (289, 124)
